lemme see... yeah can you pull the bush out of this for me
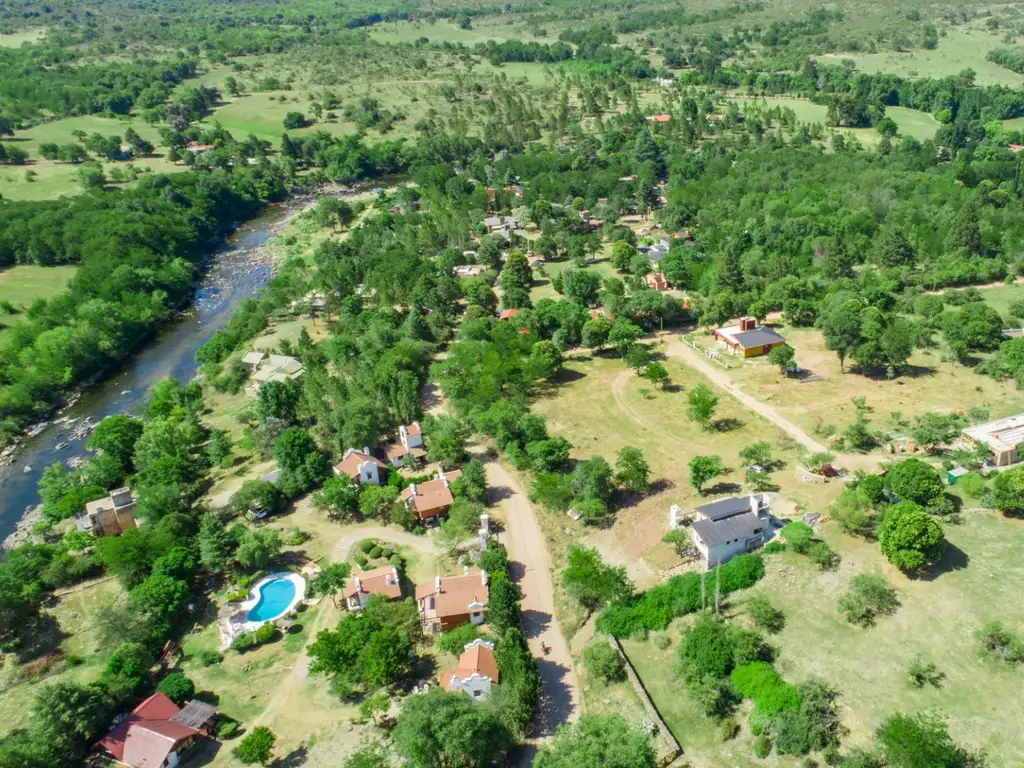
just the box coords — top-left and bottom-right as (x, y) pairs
(359, 539), (377, 554)
(719, 718), (740, 741)
(389, 554), (404, 570)
(957, 471), (986, 498)
(436, 622), (481, 655)
(837, 574), (899, 626)
(779, 521), (813, 553)
(354, 554), (368, 568)
(231, 632), (258, 652)
(651, 631), (671, 650)
(157, 672), (195, 704)
(253, 623), (277, 645)
(763, 541), (785, 554)
(199, 650), (223, 667)
(368, 546), (384, 559)
(596, 553), (764, 637)
(754, 734), (773, 758)
(979, 621), (1024, 663)
(808, 541), (840, 571)
(746, 596), (784, 632)
(730, 662), (801, 719)
(381, 547), (394, 559)
(582, 640), (625, 683)
(217, 720), (240, 739)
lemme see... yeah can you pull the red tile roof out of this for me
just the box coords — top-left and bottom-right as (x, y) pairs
(401, 470), (461, 518)
(344, 565), (402, 600)
(650, 114), (671, 122)
(440, 640), (500, 690)
(643, 273), (668, 291)
(498, 308), (519, 321)
(98, 694), (199, 767)
(415, 571), (488, 619)
(333, 450), (387, 479)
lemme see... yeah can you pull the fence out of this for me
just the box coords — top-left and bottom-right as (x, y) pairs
(608, 635), (682, 767)
(681, 336), (732, 369)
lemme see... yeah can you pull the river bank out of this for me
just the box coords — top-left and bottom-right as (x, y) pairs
(0, 183), (365, 548)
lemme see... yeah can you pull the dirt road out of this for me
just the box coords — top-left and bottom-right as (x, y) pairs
(483, 456), (580, 745)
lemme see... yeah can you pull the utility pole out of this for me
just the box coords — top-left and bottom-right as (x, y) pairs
(714, 563), (721, 616)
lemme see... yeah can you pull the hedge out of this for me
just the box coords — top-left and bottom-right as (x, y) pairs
(596, 553), (765, 637)
(730, 662), (801, 720)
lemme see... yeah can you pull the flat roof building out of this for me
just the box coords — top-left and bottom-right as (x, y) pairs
(963, 413), (1024, 466)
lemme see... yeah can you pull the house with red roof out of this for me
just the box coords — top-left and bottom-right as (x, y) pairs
(415, 569), (488, 633)
(97, 693), (216, 768)
(343, 565), (403, 611)
(333, 447), (388, 485)
(439, 639), (500, 700)
(400, 468), (462, 523)
(498, 308), (519, 321)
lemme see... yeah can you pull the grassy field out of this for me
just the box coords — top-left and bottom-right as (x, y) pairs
(0, 115), (177, 201)
(368, 18), (536, 45)
(977, 281), (1024, 317)
(0, 578), (123, 739)
(0, 264), (78, 331)
(621, 509), (1024, 765)
(532, 344), (841, 586)
(726, 97), (940, 144)
(0, 28), (46, 47)
(704, 325), (1024, 448)
(815, 26), (1024, 88)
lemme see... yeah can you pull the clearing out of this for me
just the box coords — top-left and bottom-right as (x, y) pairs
(0, 264), (78, 331)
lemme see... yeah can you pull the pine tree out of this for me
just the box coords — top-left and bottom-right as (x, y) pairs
(945, 198), (982, 254)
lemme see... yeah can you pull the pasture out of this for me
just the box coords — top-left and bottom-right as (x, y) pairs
(0, 265), (78, 331)
(622, 511), (1024, 766)
(704, 325), (1024, 449)
(815, 26), (1024, 88)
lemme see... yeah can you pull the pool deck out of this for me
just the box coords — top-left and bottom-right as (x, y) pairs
(222, 571), (308, 642)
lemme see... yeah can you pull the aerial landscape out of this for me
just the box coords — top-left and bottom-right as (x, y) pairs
(2, 0), (1024, 766)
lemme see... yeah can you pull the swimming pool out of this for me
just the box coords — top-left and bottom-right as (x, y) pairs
(247, 576), (299, 623)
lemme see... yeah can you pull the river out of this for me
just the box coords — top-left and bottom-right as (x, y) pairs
(0, 205), (290, 544)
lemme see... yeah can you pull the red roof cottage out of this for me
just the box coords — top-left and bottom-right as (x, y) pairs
(97, 693), (216, 768)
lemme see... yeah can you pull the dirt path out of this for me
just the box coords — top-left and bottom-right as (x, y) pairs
(330, 525), (439, 562)
(482, 455), (580, 747)
(611, 368), (689, 448)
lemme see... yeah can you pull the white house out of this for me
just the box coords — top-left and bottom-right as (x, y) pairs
(385, 422), (426, 467)
(333, 448), (387, 485)
(440, 639), (499, 701)
(414, 569), (488, 633)
(689, 494), (771, 567)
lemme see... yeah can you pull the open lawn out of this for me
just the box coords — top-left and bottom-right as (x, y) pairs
(369, 18), (537, 45)
(0, 28), (46, 47)
(706, 325), (1024, 448)
(532, 345), (841, 586)
(977, 280), (1024, 318)
(815, 26), (1024, 88)
(620, 510), (1024, 766)
(0, 264), (78, 332)
(0, 115), (177, 200)
(726, 97), (940, 144)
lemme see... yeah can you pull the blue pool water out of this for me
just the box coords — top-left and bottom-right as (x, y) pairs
(247, 577), (297, 622)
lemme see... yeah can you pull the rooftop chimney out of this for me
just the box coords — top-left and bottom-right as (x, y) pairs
(463, 565), (470, 575)
(354, 576), (362, 593)
(749, 495), (759, 515)
(392, 566), (399, 583)
(363, 446), (370, 455)
(435, 576), (441, 594)
(409, 483), (417, 496)
(740, 316), (755, 331)
(481, 570), (488, 587)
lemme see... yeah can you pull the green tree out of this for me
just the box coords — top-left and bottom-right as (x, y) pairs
(687, 383), (718, 429)
(885, 458), (944, 507)
(309, 562), (352, 608)
(689, 455), (722, 494)
(235, 529), (281, 571)
(312, 474), (360, 521)
(197, 512), (234, 573)
(608, 319), (643, 358)
(582, 316), (613, 350)
(991, 465), (1024, 513)
(945, 198), (982, 255)
(821, 304), (862, 372)
(611, 241), (638, 271)
(874, 227), (916, 268)
(256, 379), (302, 422)
(487, 570), (521, 634)
(615, 446), (650, 493)
(943, 302), (1004, 356)
(156, 672), (196, 705)
(738, 440), (772, 468)
(876, 712), (979, 768)
(582, 640), (625, 683)
(87, 414), (143, 472)
(234, 726), (276, 766)
(837, 573), (899, 626)
(645, 361), (669, 389)
(562, 545), (633, 611)
(625, 344), (652, 373)
(534, 714), (656, 768)
(746, 596), (784, 632)
(767, 344), (796, 374)
(394, 688), (512, 768)
(31, 682), (111, 765)
(572, 456), (614, 503)
(423, 415), (469, 470)
(877, 501), (945, 572)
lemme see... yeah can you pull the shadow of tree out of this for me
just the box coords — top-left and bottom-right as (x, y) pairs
(269, 745), (308, 768)
(917, 541), (970, 581)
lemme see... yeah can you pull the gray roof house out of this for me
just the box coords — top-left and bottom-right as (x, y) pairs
(690, 494), (771, 567)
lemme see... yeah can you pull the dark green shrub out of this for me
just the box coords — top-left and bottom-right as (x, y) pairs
(389, 554), (404, 570)
(157, 672), (196, 704)
(763, 541), (785, 554)
(754, 734), (773, 758)
(381, 547), (394, 559)
(354, 554), (368, 568)
(66, 655), (85, 667)
(253, 623), (277, 645)
(199, 650), (223, 667)
(217, 720), (240, 739)
(359, 539), (376, 554)
(780, 522), (813, 553)
(582, 640), (625, 683)
(808, 541), (840, 570)
(479, 545), (510, 574)
(368, 546), (384, 559)
(746, 596), (785, 632)
(436, 622), (481, 655)
(231, 632), (257, 652)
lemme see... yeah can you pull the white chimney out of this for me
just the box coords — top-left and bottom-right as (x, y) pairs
(354, 576), (362, 593)
(480, 514), (489, 535)
(392, 566), (399, 582)
(363, 446), (370, 455)
(435, 576), (441, 594)
(481, 570), (488, 586)
(669, 504), (682, 528)
(749, 495), (759, 515)
(409, 483), (417, 496)
(463, 565), (470, 575)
